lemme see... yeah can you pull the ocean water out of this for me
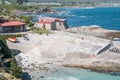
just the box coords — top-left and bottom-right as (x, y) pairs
(33, 7), (120, 31)
(32, 67), (120, 80)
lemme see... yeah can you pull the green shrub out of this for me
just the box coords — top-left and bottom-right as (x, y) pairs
(0, 39), (13, 58)
(10, 58), (22, 78)
(27, 21), (34, 27)
(19, 15), (33, 23)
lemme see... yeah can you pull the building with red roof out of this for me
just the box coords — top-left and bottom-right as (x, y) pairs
(0, 21), (26, 33)
(34, 17), (68, 30)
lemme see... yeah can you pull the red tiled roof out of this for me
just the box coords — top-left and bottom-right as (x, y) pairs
(56, 19), (65, 22)
(0, 21), (25, 27)
(39, 17), (65, 23)
(39, 21), (54, 24)
(39, 17), (59, 22)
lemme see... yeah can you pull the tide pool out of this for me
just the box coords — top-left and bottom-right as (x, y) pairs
(32, 68), (120, 80)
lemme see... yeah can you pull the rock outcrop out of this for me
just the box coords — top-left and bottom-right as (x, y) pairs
(0, 72), (20, 80)
(63, 60), (120, 72)
(67, 25), (120, 39)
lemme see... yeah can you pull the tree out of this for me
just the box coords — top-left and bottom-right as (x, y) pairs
(19, 15), (33, 26)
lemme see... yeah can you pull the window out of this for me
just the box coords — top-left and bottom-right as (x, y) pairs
(59, 23), (62, 26)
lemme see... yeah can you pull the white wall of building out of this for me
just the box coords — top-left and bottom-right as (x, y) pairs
(34, 22), (57, 30)
(56, 21), (67, 30)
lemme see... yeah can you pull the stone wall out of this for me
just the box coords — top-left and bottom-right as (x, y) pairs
(56, 20), (68, 30)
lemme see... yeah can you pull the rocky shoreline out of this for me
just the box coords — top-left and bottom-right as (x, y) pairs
(63, 60), (120, 72)
(0, 71), (20, 80)
(67, 25), (120, 39)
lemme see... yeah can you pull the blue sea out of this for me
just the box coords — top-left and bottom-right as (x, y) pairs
(33, 7), (120, 31)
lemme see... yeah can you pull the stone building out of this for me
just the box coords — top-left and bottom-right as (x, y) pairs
(34, 17), (68, 30)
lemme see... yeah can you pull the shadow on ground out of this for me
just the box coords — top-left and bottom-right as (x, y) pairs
(10, 49), (21, 56)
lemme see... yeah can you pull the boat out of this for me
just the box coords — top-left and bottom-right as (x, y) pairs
(7, 37), (18, 43)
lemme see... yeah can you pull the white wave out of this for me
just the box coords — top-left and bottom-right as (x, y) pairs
(81, 7), (95, 9)
(80, 16), (87, 18)
(71, 15), (76, 16)
(66, 77), (79, 80)
(77, 25), (101, 28)
(80, 16), (93, 18)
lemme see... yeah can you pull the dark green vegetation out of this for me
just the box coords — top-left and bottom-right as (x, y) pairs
(0, 2), (52, 27)
(19, 15), (34, 27)
(10, 58), (22, 78)
(25, 0), (120, 3)
(0, 0), (28, 4)
(0, 4), (36, 27)
(0, 4), (37, 13)
(1, 0), (120, 8)
(0, 39), (12, 58)
(0, 36), (22, 78)
(0, 1), (50, 12)
(14, 0), (120, 7)
(0, 34), (23, 41)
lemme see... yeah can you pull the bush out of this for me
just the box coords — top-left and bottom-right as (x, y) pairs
(19, 15), (33, 23)
(10, 58), (22, 78)
(27, 21), (34, 27)
(19, 15), (34, 27)
(0, 39), (13, 58)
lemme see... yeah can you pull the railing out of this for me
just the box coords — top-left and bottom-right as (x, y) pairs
(96, 42), (111, 55)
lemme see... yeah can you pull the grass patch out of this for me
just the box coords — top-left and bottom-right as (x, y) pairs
(10, 58), (22, 78)
(0, 34), (25, 38)
(31, 28), (51, 35)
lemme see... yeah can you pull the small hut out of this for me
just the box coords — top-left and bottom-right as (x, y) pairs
(0, 21), (26, 33)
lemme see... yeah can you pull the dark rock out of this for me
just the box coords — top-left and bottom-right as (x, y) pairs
(110, 72), (120, 76)
(0, 68), (5, 73)
(22, 72), (31, 80)
(40, 76), (44, 78)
